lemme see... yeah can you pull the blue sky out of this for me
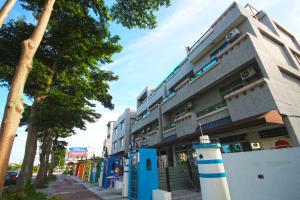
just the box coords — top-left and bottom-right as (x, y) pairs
(1, 0), (300, 163)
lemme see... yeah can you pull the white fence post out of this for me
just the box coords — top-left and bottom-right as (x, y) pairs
(122, 158), (129, 197)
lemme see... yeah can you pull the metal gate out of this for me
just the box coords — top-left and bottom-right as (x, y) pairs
(129, 154), (137, 200)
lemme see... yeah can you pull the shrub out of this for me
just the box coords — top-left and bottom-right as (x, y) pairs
(1, 186), (26, 200)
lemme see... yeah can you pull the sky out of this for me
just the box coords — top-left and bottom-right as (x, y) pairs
(1, 0), (300, 163)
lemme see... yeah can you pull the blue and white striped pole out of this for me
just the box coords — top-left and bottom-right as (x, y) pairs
(193, 135), (231, 200)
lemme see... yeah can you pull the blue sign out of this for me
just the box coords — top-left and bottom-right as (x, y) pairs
(69, 147), (88, 152)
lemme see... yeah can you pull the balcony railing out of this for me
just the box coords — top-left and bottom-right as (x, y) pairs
(163, 91), (176, 103)
(196, 101), (227, 118)
(188, 2), (237, 54)
(191, 58), (219, 81)
(163, 123), (176, 132)
(147, 128), (158, 136)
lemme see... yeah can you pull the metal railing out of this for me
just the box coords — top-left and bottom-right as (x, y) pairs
(196, 101), (227, 118)
(188, 2), (237, 54)
(163, 123), (176, 132)
(244, 4), (260, 17)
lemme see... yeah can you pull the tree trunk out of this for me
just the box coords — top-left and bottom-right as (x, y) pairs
(0, 0), (55, 195)
(17, 98), (39, 187)
(48, 135), (58, 177)
(0, 0), (17, 28)
(34, 130), (52, 188)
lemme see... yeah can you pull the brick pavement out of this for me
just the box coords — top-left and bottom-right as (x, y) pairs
(50, 175), (102, 200)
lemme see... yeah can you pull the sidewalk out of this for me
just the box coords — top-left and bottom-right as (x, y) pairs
(38, 175), (101, 200)
(70, 176), (127, 200)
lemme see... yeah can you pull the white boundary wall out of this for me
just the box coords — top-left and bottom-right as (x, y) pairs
(223, 147), (300, 200)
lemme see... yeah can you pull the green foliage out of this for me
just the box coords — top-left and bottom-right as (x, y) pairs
(1, 186), (26, 200)
(63, 164), (75, 175)
(0, 185), (60, 200)
(32, 165), (39, 173)
(7, 163), (22, 171)
(19, 0), (170, 29)
(111, 0), (171, 29)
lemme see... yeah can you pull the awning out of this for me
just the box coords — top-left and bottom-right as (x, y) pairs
(152, 110), (284, 148)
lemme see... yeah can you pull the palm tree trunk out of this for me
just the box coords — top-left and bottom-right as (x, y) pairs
(0, 0), (55, 195)
(0, 0), (17, 28)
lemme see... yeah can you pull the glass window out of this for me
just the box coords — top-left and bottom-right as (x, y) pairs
(120, 137), (124, 147)
(221, 143), (242, 153)
(120, 121), (124, 130)
(146, 159), (151, 171)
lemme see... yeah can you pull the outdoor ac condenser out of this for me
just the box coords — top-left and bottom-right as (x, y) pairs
(251, 142), (261, 150)
(226, 28), (240, 42)
(240, 66), (256, 80)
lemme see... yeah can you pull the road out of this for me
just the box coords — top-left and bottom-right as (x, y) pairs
(48, 175), (101, 200)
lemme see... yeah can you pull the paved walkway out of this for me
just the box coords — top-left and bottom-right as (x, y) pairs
(40, 175), (201, 200)
(39, 175), (126, 200)
(39, 175), (101, 200)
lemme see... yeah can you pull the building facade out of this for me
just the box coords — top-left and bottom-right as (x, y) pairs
(102, 121), (115, 157)
(130, 2), (300, 168)
(111, 108), (137, 156)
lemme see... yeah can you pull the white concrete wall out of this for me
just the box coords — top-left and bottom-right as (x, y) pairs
(223, 147), (300, 200)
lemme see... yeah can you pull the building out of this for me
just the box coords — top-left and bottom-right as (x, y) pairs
(130, 2), (300, 169)
(111, 108), (137, 156)
(102, 121), (115, 157)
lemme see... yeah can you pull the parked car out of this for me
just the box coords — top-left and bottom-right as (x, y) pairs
(4, 171), (19, 185)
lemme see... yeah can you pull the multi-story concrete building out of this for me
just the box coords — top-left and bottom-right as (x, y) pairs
(111, 109), (137, 156)
(131, 2), (300, 168)
(102, 121), (115, 157)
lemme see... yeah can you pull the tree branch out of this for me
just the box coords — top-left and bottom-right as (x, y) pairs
(0, 0), (17, 28)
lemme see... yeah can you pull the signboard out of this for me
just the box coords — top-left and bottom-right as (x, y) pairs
(68, 152), (88, 157)
(68, 147), (88, 158)
(69, 147), (88, 152)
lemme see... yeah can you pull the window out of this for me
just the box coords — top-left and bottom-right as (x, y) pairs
(120, 137), (124, 147)
(114, 141), (117, 149)
(221, 143), (242, 153)
(146, 158), (151, 171)
(120, 121), (124, 130)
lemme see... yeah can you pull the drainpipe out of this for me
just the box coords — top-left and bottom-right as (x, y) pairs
(193, 135), (231, 200)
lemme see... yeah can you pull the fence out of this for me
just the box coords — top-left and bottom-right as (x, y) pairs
(223, 147), (300, 200)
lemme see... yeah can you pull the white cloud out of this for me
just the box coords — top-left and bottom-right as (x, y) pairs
(106, 0), (211, 70)
(66, 105), (125, 157)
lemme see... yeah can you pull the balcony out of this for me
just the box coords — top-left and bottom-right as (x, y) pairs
(224, 79), (277, 121)
(162, 33), (256, 113)
(188, 2), (247, 63)
(131, 105), (160, 133)
(162, 123), (176, 139)
(196, 101), (230, 126)
(175, 112), (198, 137)
(196, 101), (227, 118)
(137, 85), (164, 115)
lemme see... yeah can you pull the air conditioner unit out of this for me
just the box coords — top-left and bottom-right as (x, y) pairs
(240, 67), (256, 80)
(251, 142), (261, 149)
(226, 28), (240, 42)
(185, 102), (193, 109)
